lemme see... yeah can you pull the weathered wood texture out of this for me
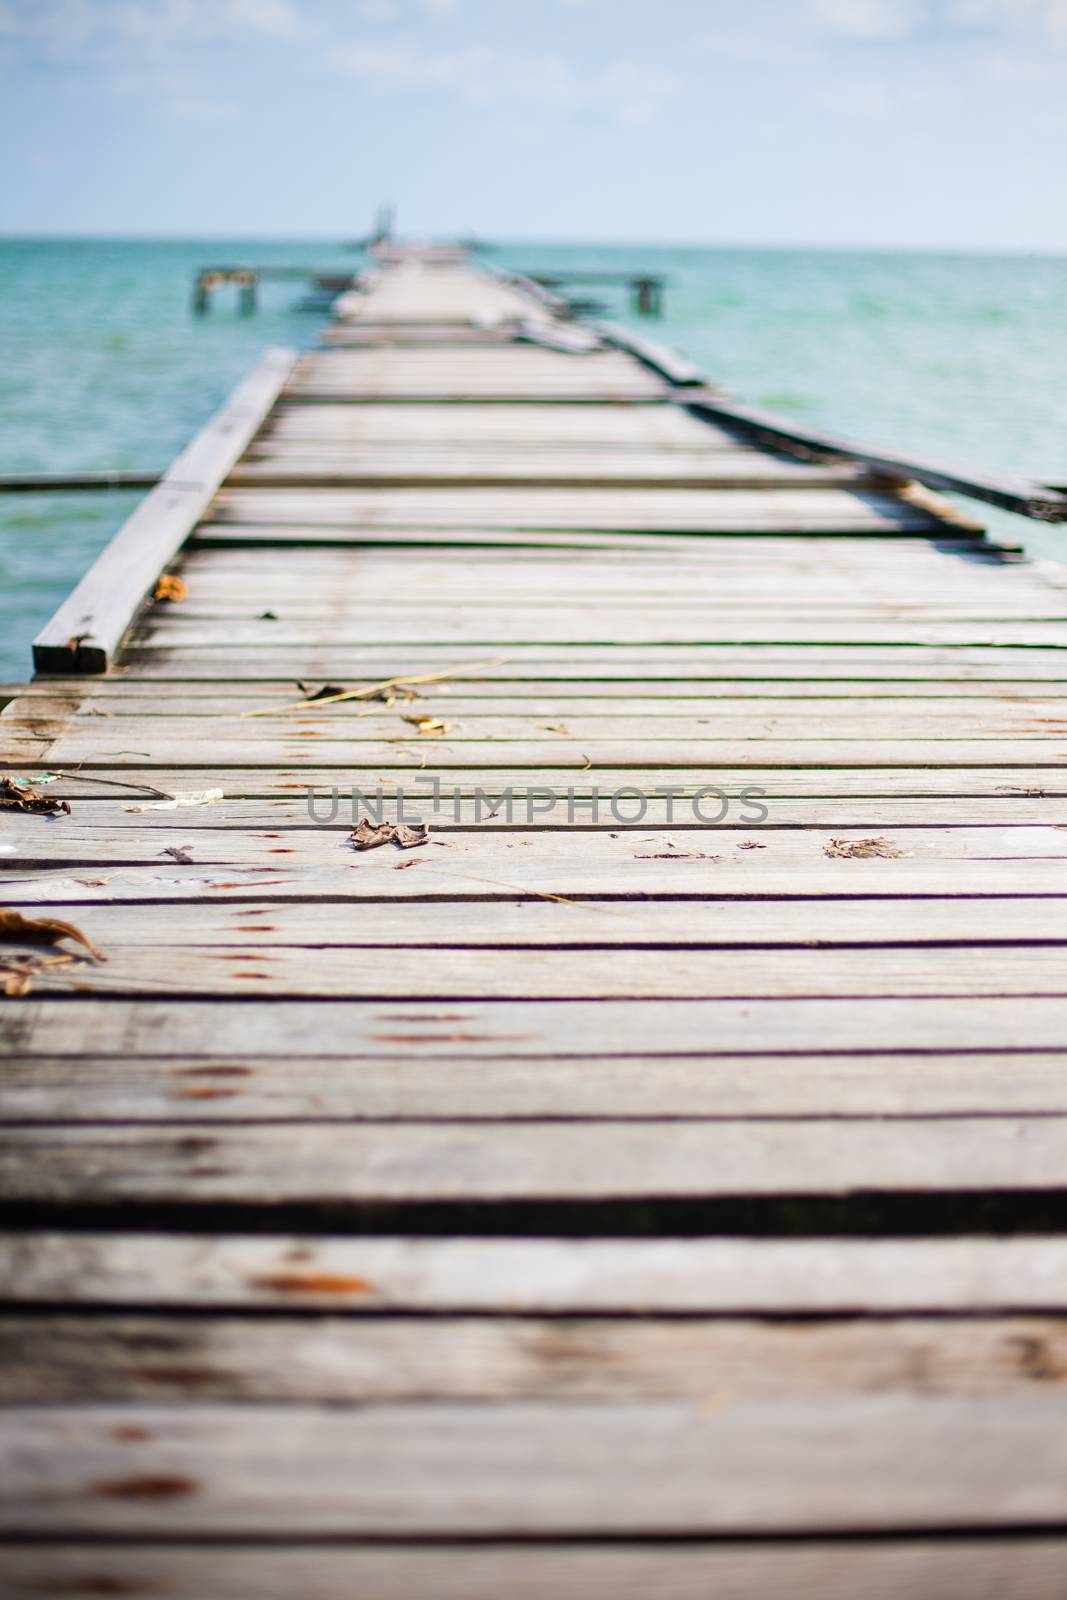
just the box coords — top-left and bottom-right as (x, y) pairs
(2, 1542), (1065, 1600)
(5, 246), (1067, 1589)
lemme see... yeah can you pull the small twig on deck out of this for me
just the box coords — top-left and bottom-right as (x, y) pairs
(239, 658), (512, 718)
(47, 769), (176, 800)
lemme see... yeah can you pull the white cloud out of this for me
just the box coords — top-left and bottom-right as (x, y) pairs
(358, 0), (457, 18)
(0, 0), (303, 59)
(818, 76), (897, 113)
(811, 0), (922, 37)
(225, 0), (300, 35)
(358, 0), (402, 20)
(701, 0), (1067, 65)
(331, 37), (681, 122)
(948, 0), (1067, 39)
(0, 0), (304, 123)
(810, 0), (1067, 43)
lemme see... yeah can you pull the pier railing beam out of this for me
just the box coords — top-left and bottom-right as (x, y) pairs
(32, 347), (297, 674)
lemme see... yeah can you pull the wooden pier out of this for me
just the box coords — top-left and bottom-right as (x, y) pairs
(5, 244), (1067, 1596)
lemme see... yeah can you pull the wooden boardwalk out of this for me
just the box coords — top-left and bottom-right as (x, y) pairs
(4, 247), (1067, 1596)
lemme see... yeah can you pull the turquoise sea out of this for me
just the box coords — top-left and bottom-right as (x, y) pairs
(1, 238), (1066, 682)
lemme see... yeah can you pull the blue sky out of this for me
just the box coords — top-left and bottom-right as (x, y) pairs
(1, 0), (1066, 248)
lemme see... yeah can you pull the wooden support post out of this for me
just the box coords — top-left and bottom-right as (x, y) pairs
(634, 277), (661, 317)
(239, 272), (258, 316)
(192, 273), (210, 315)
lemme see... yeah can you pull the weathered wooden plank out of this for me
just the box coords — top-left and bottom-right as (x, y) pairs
(194, 523), (1015, 554)
(591, 317), (710, 387)
(9, 1231), (1067, 1313)
(85, 655), (1067, 684)
(5, 1115), (1067, 1204)
(157, 550), (1056, 586)
(119, 626), (1064, 650)
(113, 577), (1067, 608)
(285, 382), (671, 404)
(172, 539), (1047, 574)
(226, 455), (872, 490)
(5, 1313), (1064, 1402)
(685, 392), (1067, 525)
(14, 706), (1067, 740)
(5, 996), (1067, 1060)
(15, 766), (1067, 803)
(5, 892), (1067, 948)
(286, 351), (671, 403)
(7, 943), (1067, 1001)
(31, 349), (296, 674)
(183, 527), (977, 556)
(8, 785), (1067, 826)
(129, 617), (1067, 648)
(209, 485), (962, 533)
(20, 682), (1067, 708)
(7, 858), (1067, 907)
(5, 819), (1066, 869)
(9, 1050), (1067, 1121)
(2, 1540), (1064, 1600)
(128, 601), (1067, 626)
(198, 524), (895, 556)
(263, 401), (736, 445)
(106, 589), (1067, 615)
(15, 729), (1067, 766)
(5, 1395), (1067, 1534)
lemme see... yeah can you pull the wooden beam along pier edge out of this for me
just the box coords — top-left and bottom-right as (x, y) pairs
(5, 237), (1067, 1598)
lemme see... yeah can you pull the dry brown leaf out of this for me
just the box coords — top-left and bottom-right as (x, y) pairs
(160, 845), (194, 864)
(0, 909), (106, 962)
(824, 837), (904, 860)
(3, 968), (32, 997)
(402, 715), (452, 737)
(0, 777), (70, 816)
(538, 723), (570, 735)
(739, 840), (767, 850)
(348, 820), (430, 852)
(153, 574), (188, 603)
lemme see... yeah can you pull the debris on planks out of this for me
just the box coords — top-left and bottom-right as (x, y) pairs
(402, 714), (453, 737)
(152, 574), (188, 603)
(348, 820), (430, 851)
(0, 909), (106, 962)
(824, 837), (906, 859)
(0, 776), (70, 816)
(242, 658), (510, 718)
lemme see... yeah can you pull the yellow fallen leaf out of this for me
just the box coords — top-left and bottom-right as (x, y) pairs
(153, 574), (188, 603)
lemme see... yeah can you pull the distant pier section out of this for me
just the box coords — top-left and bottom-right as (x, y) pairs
(192, 257), (667, 318)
